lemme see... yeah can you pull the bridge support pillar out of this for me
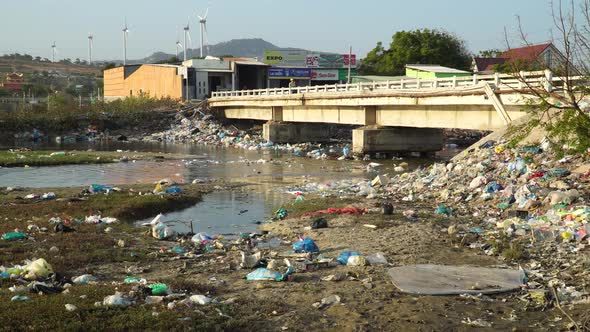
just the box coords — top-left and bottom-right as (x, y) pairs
(263, 122), (332, 144)
(271, 106), (283, 122)
(352, 127), (444, 154)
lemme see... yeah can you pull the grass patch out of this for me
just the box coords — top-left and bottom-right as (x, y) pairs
(0, 150), (116, 167)
(0, 183), (205, 226)
(0, 284), (231, 331)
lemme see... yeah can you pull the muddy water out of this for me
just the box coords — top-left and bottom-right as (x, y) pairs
(0, 141), (458, 234)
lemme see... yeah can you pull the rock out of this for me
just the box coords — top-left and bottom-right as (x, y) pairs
(313, 295), (341, 309)
(321, 273), (346, 282)
(49, 246), (59, 253)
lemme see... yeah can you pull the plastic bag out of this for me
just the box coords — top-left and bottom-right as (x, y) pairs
(347, 255), (367, 266)
(90, 184), (113, 194)
(149, 283), (168, 295)
(435, 205), (452, 216)
(337, 251), (360, 265)
(103, 292), (131, 307)
(292, 237), (319, 253)
(152, 223), (176, 240)
(310, 218), (328, 229)
(166, 186), (183, 194)
(25, 258), (53, 280)
(274, 208), (288, 220)
(245, 267), (293, 281)
(240, 251), (261, 269)
(153, 183), (165, 194)
(1, 232), (27, 241)
(72, 274), (97, 285)
(366, 253), (388, 265)
(189, 294), (212, 305)
(191, 232), (213, 244)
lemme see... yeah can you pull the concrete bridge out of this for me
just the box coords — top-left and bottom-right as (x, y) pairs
(209, 70), (567, 153)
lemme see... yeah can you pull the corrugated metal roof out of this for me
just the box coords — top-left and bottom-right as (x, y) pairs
(405, 64), (470, 74)
(224, 57), (269, 66)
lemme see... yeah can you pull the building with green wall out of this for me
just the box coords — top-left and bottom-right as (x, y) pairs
(405, 64), (471, 79)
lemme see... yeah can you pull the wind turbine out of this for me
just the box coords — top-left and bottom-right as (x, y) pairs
(176, 40), (183, 60)
(51, 41), (57, 63)
(122, 19), (130, 65)
(175, 27), (183, 59)
(88, 34), (94, 65)
(183, 20), (191, 61)
(197, 8), (209, 57)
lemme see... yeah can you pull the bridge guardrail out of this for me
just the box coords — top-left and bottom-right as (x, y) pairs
(211, 70), (583, 98)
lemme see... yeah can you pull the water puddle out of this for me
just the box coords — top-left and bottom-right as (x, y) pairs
(136, 190), (288, 235)
(0, 141), (461, 234)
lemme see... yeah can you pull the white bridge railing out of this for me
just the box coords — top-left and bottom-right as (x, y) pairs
(211, 70), (582, 98)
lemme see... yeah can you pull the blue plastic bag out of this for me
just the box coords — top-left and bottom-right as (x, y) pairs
(292, 238), (319, 253)
(337, 251), (360, 265)
(246, 267), (293, 281)
(90, 184), (114, 193)
(165, 186), (183, 194)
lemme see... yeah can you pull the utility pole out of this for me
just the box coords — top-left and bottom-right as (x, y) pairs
(347, 46), (352, 84)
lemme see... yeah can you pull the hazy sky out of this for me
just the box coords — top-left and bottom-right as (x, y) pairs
(1, 0), (557, 61)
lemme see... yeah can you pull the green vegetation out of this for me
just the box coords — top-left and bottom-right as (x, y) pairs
(0, 94), (178, 134)
(359, 29), (472, 76)
(0, 150), (116, 167)
(0, 184), (204, 223)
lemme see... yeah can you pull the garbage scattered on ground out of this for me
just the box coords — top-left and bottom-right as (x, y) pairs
(102, 292), (132, 307)
(189, 295), (212, 305)
(292, 237), (320, 253)
(312, 294), (341, 309)
(309, 218), (328, 229)
(1, 232), (27, 241)
(246, 267), (294, 281)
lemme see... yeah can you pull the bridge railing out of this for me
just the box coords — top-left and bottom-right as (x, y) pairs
(211, 70), (584, 98)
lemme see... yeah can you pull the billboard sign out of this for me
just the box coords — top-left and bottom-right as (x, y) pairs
(306, 54), (357, 68)
(263, 50), (307, 67)
(268, 67), (312, 78)
(311, 69), (339, 81)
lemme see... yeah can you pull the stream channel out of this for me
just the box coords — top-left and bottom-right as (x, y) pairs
(0, 141), (458, 235)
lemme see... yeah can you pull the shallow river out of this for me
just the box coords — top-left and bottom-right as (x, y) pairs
(0, 141), (456, 234)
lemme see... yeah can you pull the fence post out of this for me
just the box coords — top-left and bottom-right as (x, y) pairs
(400, 79), (405, 89)
(472, 74), (478, 85)
(452, 76), (457, 88)
(494, 73), (500, 89)
(544, 69), (553, 92)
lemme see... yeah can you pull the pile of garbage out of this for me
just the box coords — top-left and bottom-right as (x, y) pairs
(140, 110), (352, 160)
(370, 139), (590, 303)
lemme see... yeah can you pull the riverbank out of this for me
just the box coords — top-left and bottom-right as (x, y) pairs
(0, 150), (202, 168)
(2, 187), (588, 330)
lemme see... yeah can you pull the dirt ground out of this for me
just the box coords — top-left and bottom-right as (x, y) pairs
(1, 187), (589, 331)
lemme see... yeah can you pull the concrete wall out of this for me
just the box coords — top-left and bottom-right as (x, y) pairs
(263, 123), (333, 143)
(103, 67), (125, 98)
(352, 127), (444, 153)
(104, 65), (183, 100)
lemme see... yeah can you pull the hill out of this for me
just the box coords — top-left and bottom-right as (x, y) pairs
(0, 55), (102, 77)
(135, 38), (304, 63)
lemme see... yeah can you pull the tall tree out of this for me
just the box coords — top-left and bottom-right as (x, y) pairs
(359, 29), (471, 76)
